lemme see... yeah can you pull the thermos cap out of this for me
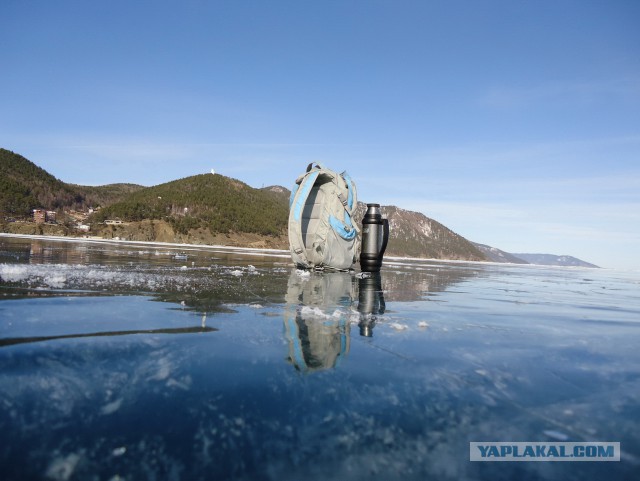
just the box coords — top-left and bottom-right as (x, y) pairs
(363, 203), (383, 222)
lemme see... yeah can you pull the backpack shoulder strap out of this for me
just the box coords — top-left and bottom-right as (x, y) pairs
(291, 169), (321, 223)
(344, 172), (356, 208)
(339, 171), (357, 214)
(288, 169), (321, 267)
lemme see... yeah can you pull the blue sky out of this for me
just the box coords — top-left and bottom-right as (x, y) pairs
(1, 1), (639, 270)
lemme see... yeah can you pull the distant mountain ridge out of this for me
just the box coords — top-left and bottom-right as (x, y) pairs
(473, 243), (598, 268)
(0, 147), (598, 266)
(512, 253), (599, 268)
(473, 242), (529, 264)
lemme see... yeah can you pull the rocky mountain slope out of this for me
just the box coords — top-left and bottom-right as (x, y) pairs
(472, 243), (529, 264)
(353, 204), (485, 261)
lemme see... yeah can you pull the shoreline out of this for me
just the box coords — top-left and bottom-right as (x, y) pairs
(0, 232), (615, 272)
(0, 232), (292, 259)
(1, 232), (497, 267)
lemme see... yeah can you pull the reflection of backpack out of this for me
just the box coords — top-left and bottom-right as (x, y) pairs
(288, 162), (360, 270)
(284, 270), (355, 372)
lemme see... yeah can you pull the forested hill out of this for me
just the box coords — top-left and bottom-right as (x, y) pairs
(91, 174), (289, 236)
(0, 148), (143, 215)
(70, 183), (146, 209)
(0, 148), (79, 216)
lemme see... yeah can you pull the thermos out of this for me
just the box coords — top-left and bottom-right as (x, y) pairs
(360, 204), (390, 273)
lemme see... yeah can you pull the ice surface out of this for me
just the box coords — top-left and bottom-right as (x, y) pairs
(0, 262), (204, 292)
(1, 236), (639, 481)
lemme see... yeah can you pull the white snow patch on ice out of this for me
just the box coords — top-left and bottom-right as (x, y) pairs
(300, 306), (330, 318)
(112, 446), (127, 457)
(0, 263), (216, 293)
(0, 264), (30, 282)
(389, 322), (409, 331)
(46, 452), (82, 481)
(100, 398), (123, 415)
(543, 430), (569, 441)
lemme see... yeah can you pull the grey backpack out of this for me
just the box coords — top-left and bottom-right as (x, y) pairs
(288, 163), (360, 270)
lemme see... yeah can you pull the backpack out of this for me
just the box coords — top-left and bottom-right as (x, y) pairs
(288, 162), (360, 270)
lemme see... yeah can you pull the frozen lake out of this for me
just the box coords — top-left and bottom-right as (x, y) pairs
(1, 235), (639, 480)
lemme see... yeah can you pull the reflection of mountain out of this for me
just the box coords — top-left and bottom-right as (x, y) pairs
(380, 262), (484, 302)
(1, 237), (291, 312)
(153, 267), (291, 315)
(2, 238), (488, 311)
(284, 271), (356, 373)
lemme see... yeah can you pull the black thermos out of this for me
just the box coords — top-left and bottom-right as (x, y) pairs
(360, 204), (390, 272)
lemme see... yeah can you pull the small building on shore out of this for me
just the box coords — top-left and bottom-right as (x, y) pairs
(33, 209), (56, 224)
(33, 209), (57, 224)
(33, 209), (46, 224)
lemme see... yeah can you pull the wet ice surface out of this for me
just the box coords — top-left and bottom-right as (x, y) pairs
(1, 236), (639, 480)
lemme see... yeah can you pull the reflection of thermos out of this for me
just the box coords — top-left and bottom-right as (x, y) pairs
(357, 273), (385, 337)
(360, 204), (390, 273)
